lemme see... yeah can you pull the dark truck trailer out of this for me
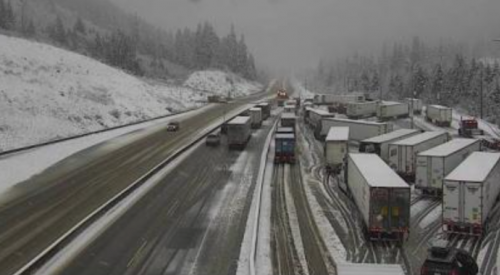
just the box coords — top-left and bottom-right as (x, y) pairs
(275, 133), (296, 164)
(281, 113), (297, 129)
(346, 153), (411, 241)
(227, 116), (252, 150)
(257, 102), (271, 120)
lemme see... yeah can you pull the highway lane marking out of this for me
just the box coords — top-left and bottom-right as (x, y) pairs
(127, 240), (148, 268)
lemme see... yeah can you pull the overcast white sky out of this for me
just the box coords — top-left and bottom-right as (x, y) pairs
(110, 0), (500, 73)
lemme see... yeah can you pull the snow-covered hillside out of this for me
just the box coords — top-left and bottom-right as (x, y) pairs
(184, 70), (262, 98)
(0, 34), (261, 152)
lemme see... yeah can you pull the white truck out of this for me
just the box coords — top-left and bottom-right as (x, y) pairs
(317, 118), (393, 141)
(306, 108), (335, 130)
(346, 101), (378, 119)
(249, 107), (263, 129)
(336, 263), (405, 275)
(324, 127), (349, 173)
(347, 153), (410, 241)
(377, 101), (409, 121)
(313, 93), (365, 105)
(281, 113), (297, 128)
(388, 131), (450, 181)
(443, 152), (500, 235)
(359, 129), (420, 162)
(415, 139), (482, 195)
(406, 98), (423, 114)
(426, 105), (452, 127)
(227, 116), (252, 150)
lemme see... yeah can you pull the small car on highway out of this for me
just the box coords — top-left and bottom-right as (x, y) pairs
(205, 130), (221, 146)
(421, 241), (478, 275)
(167, 121), (180, 132)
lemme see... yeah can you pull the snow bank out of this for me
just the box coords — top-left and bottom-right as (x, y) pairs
(184, 70), (262, 98)
(0, 34), (261, 152)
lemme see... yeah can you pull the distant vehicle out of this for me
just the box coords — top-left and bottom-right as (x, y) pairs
(388, 131), (450, 181)
(313, 93), (365, 105)
(276, 89), (288, 106)
(406, 98), (423, 114)
(458, 117), (484, 138)
(443, 152), (500, 235)
(276, 127), (294, 134)
(421, 241), (478, 275)
(359, 129), (420, 163)
(249, 107), (263, 129)
(317, 117), (393, 141)
(415, 139), (481, 196)
(482, 136), (500, 150)
(426, 105), (452, 127)
(227, 116), (252, 150)
(257, 102), (271, 120)
(346, 101), (378, 119)
(205, 130), (221, 146)
(167, 121), (180, 132)
(324, 127), (349, 174)
(346, 153), (410, 241)
(376, 101), (409, 121)
(274, 133), (296, 164)
(281, 113), (297, 129)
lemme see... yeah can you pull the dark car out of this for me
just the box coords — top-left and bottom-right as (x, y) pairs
(421, 241), (478, 275)
(206, 130), (221, 146)
(167, 121), (180, 132)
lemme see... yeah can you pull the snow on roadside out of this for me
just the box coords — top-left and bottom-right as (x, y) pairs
(284, 164), (310, 275)
(184, 70), (262, 98)
(0, 34), (262, 152)
(0, 105), (212, 198)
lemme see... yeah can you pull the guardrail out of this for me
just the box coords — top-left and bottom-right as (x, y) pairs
(249, 118), (278, 275)
(11, 104), (252, 275)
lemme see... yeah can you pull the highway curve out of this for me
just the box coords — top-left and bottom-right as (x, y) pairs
(0, 84), (276, 275)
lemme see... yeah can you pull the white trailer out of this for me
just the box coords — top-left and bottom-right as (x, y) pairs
(337, 263), (405, 275)
(306, 108), (335, 129)
(443, 152), (500, 235)
(347, 153), (410, 241)
(426, 105), (452, 127)
(406, 98), (423, 114)
(313, 93), (365, 105)
(346, 101), (378, 119)
(359, 129), (420, 162)
(227, 116), (252, 150)
(388, 131), (450, 181)
(324, 127), (349, 173)
(317, 118), (393, 141)
(377, 101), (409, 120)
(415, 139), (482, 195)
(249, 108), (262, 129)
(281, 113), (297, 128)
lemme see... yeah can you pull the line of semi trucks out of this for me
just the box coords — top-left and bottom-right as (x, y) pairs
(274, 91), (500, 243)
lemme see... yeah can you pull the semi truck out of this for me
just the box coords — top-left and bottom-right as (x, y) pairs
(359, 129), (420, 162)
(443, 152), (500, 235)
(317, 118), (393, 141)
(426, 105), (452, 127)
(227, 116), (252, 150)
(346, 153), (411, 241)
(313, 93), (365, 105)
(324, 127), (349, 174)
(257, 102), (271, 120)
(275, 133), (296, 164)
(406, 98), (423, 114)
(281, 113), (297, 129)
(415, 139), (482, 196)
(306, 108), (335, 130)
(388, 131), (450, 181)
(249, 107), (263, 129)
(377, 101), (409, 121)
(346, 101), (378, 119)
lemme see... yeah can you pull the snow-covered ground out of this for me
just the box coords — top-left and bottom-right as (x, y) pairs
(0, 105), (215, 198)
(184, 70), (262, 98)
(0, 34), (261, 152)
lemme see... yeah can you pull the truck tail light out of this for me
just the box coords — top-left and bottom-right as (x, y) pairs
(420, 265), (428, 275)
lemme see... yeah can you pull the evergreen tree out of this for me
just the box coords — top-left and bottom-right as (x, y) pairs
(371, 71), (380, 94)
(26, 19), (36, 36)
(49, 16), (67, 45)
(0, 0), (6, 29)
(236, 34), (248, 75)
(360, 71), (370, 93)
(431, 64), (444, 102)
(74, 17), (86, 34)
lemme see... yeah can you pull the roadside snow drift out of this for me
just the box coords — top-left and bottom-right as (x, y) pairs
(0, 34), (261, 151)
(184, 70), (262, 98)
